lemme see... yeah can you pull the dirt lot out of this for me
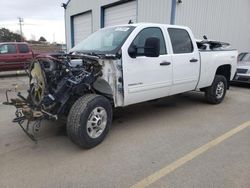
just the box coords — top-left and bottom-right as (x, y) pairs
(0, 74), (250, 188)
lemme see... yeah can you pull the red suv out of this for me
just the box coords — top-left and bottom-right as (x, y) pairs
(0, 42), (35, 71)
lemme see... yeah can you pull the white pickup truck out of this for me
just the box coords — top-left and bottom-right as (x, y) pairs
(9, 23), (237, 148)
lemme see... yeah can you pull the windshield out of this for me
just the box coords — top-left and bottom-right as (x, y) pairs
(70, 26), (135, 54)
(241, 53), (250, 62)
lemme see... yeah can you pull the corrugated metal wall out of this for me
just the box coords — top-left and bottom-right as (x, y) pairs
(65, 0), (120, 49)
(137, 0), (171, 24)
(73, 12), (92, 45)
(65, 0), (249, 52)
(175, 0), (250, 52)
(104, 1), (137, 27)
(65, 0), (172, 50)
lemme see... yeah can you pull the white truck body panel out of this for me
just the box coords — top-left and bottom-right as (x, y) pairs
(122, 24), (173, 105)
(197, 50), (238, 89)
(166, 26), (201, 96)
(116, 23), (237, 106)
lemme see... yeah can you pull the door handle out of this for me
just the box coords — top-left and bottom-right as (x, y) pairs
(190, 58), (198, 63)
(160, 61), (171, 66)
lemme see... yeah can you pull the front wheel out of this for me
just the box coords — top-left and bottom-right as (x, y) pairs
(205, 75), (227, 104)
(67, 94), (112, 149)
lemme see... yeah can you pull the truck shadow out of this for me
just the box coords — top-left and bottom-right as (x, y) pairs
(40, 92), (205, 136)
(231, 82), (250, 89)
(0, 71), (27, 78)
(31, 91), (208, 151)
(112, 92), (205, 125)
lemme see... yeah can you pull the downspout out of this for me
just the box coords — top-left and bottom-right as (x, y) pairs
(62, 0), (71, 50)
(170, 0), (177, 24)
(64, 8), (67, 51)
(62, 2), (68, 51)
(100, 8), (105, 28)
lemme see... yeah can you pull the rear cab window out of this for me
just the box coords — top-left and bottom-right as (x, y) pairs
(168, 28), (193, 54)
(18, 44), (30, 53)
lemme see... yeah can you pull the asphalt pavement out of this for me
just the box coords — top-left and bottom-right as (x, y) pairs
(0, 74), (249, 188)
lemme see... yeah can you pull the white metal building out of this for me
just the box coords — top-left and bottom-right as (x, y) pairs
(64, 0), (250, 52)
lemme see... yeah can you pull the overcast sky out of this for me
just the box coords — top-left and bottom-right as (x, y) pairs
(0, 0), (66, 43)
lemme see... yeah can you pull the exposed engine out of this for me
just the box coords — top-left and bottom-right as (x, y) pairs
(28, 54), (102, 116)
(5, 53), (123, 141)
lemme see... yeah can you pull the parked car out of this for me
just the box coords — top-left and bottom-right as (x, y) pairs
(8, 23), (237, 148)
(0, 42), (35, 71)
(233, 52), (250, 83)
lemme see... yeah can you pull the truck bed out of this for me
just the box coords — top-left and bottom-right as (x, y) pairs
(197, 49), (238, 89)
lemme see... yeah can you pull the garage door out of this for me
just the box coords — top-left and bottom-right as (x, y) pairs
(104, 1), (137, 27)
(73, 12), (92, 46)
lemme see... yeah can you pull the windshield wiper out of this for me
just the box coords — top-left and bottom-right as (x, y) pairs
(87, 52), (117, 58)
(86, 52), (104, 58)
(70, 51), (102, 58)
(71, 51), (117, 59)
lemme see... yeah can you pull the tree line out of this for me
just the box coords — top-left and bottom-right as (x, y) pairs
(0, 28), (46, 43)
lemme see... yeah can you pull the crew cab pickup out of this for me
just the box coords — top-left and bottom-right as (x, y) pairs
(8, 23), (237, 148)
(0, 42), (35, 71)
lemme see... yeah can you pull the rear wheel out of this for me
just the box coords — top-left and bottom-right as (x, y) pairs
(205, 75), (227, 104)
(67, 94), (112, 149)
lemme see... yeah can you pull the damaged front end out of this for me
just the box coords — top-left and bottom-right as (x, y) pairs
(5, 53), (113, 142)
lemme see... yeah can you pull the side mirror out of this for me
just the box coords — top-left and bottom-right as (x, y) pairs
(128, 45), (137, 58)
(144, 37), (160, 57)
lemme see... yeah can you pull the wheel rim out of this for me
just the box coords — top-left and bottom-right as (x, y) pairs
(215, 81), (225, 99)
(86, 107), (107, 139)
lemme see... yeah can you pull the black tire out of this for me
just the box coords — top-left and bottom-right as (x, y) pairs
(67, 94), (112, 149)
(205, 75), (227, 104)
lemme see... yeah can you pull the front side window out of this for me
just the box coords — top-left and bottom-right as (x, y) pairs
(18, 44), (29, 53)
(0, 44), (17, 54)
(132, 27), (167, 55)
(168, 28), (193, 54)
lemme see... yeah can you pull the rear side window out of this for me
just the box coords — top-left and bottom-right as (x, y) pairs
(132, 27), (167, 55)
(18, 44), (29, 53)
(0, 44), (17, 54)
(168, 28), (193, 54)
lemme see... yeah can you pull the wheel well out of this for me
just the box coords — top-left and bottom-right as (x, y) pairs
(93, 78), (114, 101)
(216, 65), (231, 89)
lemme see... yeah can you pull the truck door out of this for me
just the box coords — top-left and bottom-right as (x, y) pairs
(17, 44), (32, 62)
(168, 28), (200, 95)
(17, 43), (33, 68)
(0, 44), (19, 71)
(122, 27), (173, 106)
